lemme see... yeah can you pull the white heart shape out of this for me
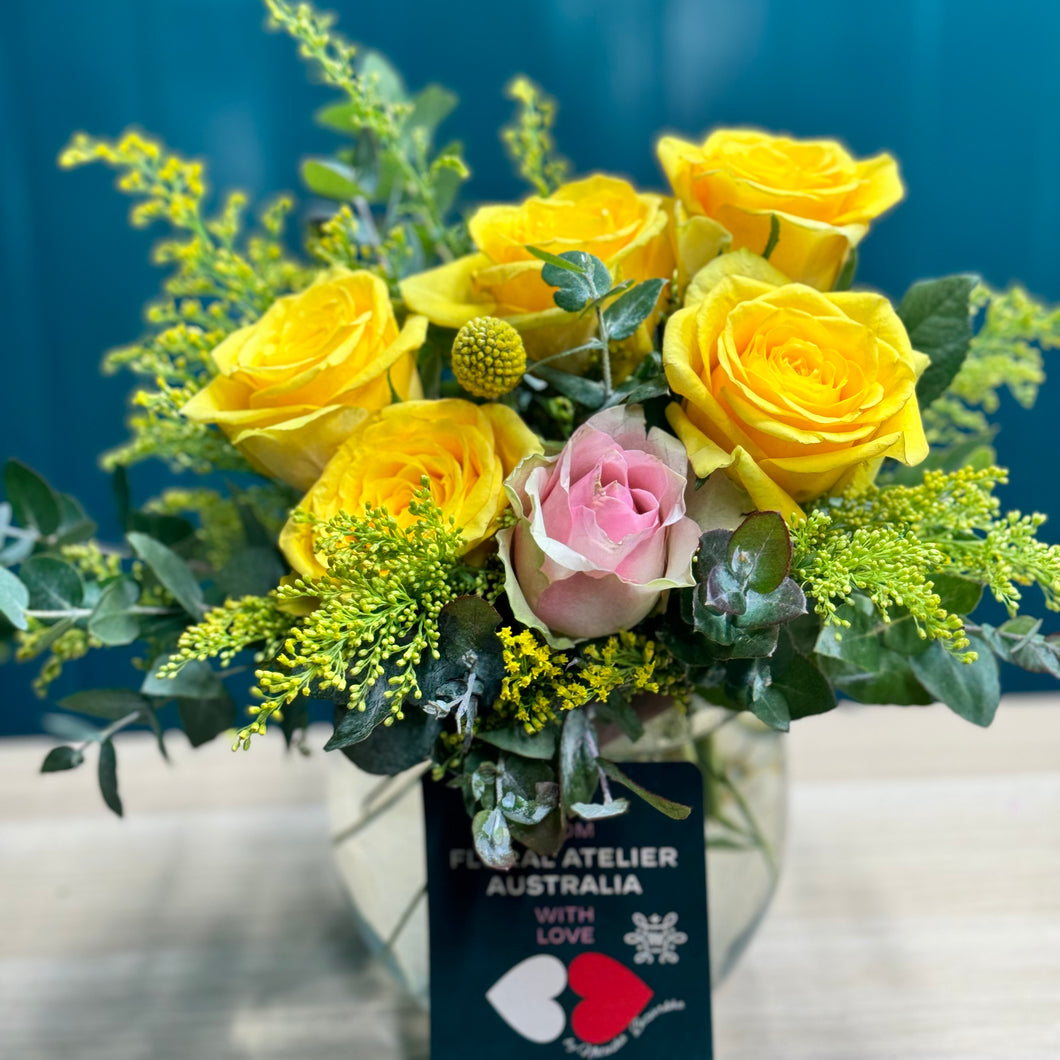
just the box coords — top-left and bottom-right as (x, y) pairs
(486, 954), (568, 1044)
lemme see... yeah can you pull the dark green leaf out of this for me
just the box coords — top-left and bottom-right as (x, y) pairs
(911, 634), (1000, 727)
(703, 565), (746, 614)
(4, 460), (60, 535)
(769, 650), (836, 721)
(216, 546), (286, 599)
(727, 624), (781, 659)
(302, 158), (360, 200)
(87, 577), (140, 646)
(98, 739), (123, 816)
(595, 698), (644, 742)
(128, 510), (196, 546)
(596, 758), (691, 820)
(53, 494), (97, 545)
(738, 579), (807, 630)
(20, 556), (84, 611)
(325, 683), (395, 750)
(727, 512), (792, 593)
(881, 612), (933, 656)
(527, 363), (606, 408)
(113, 466), (132, 531)
(745, 661), (791, 731)
(141, 706), (169, 761)
(814, 595), (932, 705)
(337, 704), (441, 775)
(478, 724), (558, 760)
(696, 530), (732, 580)
(0, 567), (29, 630)
(142, 658), (225, 700)
(177, 694), (236, 748)
(59, 688), (148, 721)
(41, 745), (84, 772)
(601, 279), (666, 341)
(932, 573), (984, 616)
(127, 532), (204, 618)
(899, 275), (977, 408)
(510, 807), (566, 858)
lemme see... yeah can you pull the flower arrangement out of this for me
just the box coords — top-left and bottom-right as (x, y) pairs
(3, 0), (1060, 878)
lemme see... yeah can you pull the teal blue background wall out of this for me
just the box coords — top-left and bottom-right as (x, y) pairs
(2, 0), (1059, 734)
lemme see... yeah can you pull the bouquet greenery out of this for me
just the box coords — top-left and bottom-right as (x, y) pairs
(4, 0), (1060, 870)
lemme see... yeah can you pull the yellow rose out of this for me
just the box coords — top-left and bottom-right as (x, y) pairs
(280, 398), (542, 579)
(657, 128), (903, 289)
(663, 256), (929, 521)
(400, 175), (726, 361)
(182, 268), (426, 490)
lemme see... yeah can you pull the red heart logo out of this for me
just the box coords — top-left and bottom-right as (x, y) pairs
(568, 952), (654, 1045)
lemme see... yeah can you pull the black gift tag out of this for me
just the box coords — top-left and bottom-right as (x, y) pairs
(424, 762), (713, 1058)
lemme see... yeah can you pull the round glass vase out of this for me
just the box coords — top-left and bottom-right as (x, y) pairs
(326, 700), (786, 1006)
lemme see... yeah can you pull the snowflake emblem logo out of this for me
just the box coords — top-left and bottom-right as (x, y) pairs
(623, 912), (688, 965)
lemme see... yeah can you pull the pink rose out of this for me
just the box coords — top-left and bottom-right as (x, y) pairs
(498, 405), (702, 641)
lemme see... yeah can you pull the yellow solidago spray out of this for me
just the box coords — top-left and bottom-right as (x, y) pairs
(451, 316), (527, 398)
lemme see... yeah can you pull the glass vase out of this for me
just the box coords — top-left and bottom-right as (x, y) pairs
(326, 700), (786, 1007)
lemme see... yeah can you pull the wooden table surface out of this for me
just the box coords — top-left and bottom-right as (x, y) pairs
(1, 698), (1058, 1059)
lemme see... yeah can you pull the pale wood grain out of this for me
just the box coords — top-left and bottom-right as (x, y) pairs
(0, 700), (1057, 1058)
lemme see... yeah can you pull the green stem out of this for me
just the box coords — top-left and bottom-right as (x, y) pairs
(26, 605), (179, 621)
(77, 710), (144, 751)
(595, 304), (613, 398)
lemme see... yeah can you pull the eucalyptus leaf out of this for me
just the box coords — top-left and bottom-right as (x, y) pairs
(20, 556), (84, 612)
(87, 577), (140, 646)
(473, 806), (516, 870)
(59, 688), (149, 721)
(41, 745), (84, 773)
(746, 683), (791, 731)
(0, 566), (29, 630)
(911, 634), (1000, 727)
(478, 724), (558, 760)
(337, 704), (441, 775)
(4, 460), (60, 536)
(177, 693), (236, 748)
(738, 579), (807, 630)
(325, 680), (395, 750)
(510, 808), (566, 858)
(727, 511), (791, 593)
(559, 709), (598, 817)
(42, 712), (100, 741)
(527, 363), (606, 408)
(142, 658), (226, 700)
(127, 532), (204, 618)
(98, 739), (123, 816)
(571, 798), (631, 821)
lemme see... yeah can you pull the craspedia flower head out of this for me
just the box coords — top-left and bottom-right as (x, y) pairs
(451, 316), (527, 398)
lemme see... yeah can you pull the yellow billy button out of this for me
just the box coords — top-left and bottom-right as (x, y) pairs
(451, 316), (528, 399)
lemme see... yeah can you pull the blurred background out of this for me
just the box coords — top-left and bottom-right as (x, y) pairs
(1, 0), (1058, 734)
